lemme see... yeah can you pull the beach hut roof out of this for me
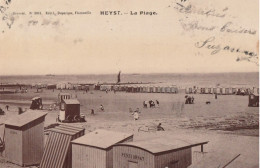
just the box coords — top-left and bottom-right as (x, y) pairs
(63, 99), (80, 104)
(32, 97), (41, 100)
(71, 129), (133, 149)
(5, 110), (48, 128)
(114, 138), (208, 155)
(59, 93), (71, 96)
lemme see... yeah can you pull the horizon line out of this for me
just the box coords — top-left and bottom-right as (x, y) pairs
(0, 71), (258, 76)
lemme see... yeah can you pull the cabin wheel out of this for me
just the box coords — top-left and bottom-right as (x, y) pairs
(74, 115), (80, 122)
(66, 115), (73, 122)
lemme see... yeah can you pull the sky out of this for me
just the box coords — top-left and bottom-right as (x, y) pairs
(0, 0), (258, 75)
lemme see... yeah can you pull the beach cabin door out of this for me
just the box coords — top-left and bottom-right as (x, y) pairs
(129, 161), (138, 168)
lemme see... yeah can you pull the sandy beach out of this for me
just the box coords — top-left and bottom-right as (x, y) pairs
(0, 87), (258, 168)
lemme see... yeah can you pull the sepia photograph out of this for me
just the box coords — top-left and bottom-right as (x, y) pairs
(0, 0), (259, 167)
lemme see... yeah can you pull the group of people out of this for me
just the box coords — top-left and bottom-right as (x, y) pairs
(143, 100), (159, 108)
(185, 95), (194, 104)
(90, 104), (105, 115)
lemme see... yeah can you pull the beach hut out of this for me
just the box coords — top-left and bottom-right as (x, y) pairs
(4, 111), (47, 166)
(170, 87), (176, 93)
(219, 88), (224, 95)
(253, 87), (259, 94)
(232, 88), (237, 94)
(94, 84), (101, 90)
(224, 88), (229, 95)
(59, 99), (80, 122)
(152, 86), (156, 93)
(126, 86), (131, 92)
(207, 88), (211, 94)
(58, 93), (71, 104)
(30, 97), (43, 110)
(132, 86), (137, 93)
(142, 86), (147, 93)
(205, 88), (211, 94)
(100, 85), (106, 91)
(139, 86), (143, 92)
(66, 83), (73, 90)
(113, 139), (208, 168)
(212, 88), (217, 94)
(71, 129), (133, 168)
(161, 87), (166, 93)
(154, 86), (158, 93)
(216, 88), (221, 94)
(228, 88), (233, 95)
(185, 88), (189, 94)
(200, 88), (205, 94)
(248, 93), (259, 107)
(40, 125), (85, 168)
(56, 83), (66, 90)
(47, 84), (56, 89)
(137, 86), (141, 93)
(122, 85), (127, 92)
(165, 86), (170, 93)
(149, 86), (153, 93)
(205, 88), (209, 94)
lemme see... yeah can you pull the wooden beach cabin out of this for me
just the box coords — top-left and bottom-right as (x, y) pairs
(71, 129), (133, 168)
(204, 88), (208, 94)
(216, 88), (221, 94)
(4, 111), (47, 166)
(40, 125), (85, 168)
(59, 99), (80, 122)
(220, 88), (224, 95)
(58, 92), (72, 104)
(232, 88), (237, 94)
(248, 93), (259, 107)
(161, 87), (166, 93)
(200, 88), (206, 94)
(153, 86), (157, 93)
(113, 139), (208, 168)
(224, 88), (230, 95)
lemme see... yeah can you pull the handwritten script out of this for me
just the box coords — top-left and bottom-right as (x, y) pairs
(175, 2), (258, 65)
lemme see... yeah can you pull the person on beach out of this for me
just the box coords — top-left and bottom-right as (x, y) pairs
(5, 105), (9, 111)
(143, 101), (147, 108)
(91, 109), (95, 115)
(100, 105), (104, 111)
(157, 123), (165, 131)
(215, 93), (218, 99)
(133, 111), (139, 120)
(156, 100), (159, 107)
(129, 108), (133, 113)
(135, 108), (140, 113)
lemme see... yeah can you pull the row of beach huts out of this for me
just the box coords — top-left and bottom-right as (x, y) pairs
(100, 84), (179, 93)
(1, 111), (208, 168)
(185, 86), (259, 95)
(1, 83), (259, 96)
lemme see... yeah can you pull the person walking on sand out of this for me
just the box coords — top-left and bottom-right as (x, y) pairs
(91, 109), (95, 115)
(215, 93), (218, 99)
(133, 111), (139, 120)
(100, 105), (104, 111)
(156, 100), (159, 107)
(5, 105), (9, 111)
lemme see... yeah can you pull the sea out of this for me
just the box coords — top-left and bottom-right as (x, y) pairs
(0, 72), (258, 87)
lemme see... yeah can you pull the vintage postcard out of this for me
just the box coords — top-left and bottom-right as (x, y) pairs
(0, 0), (258, 167)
